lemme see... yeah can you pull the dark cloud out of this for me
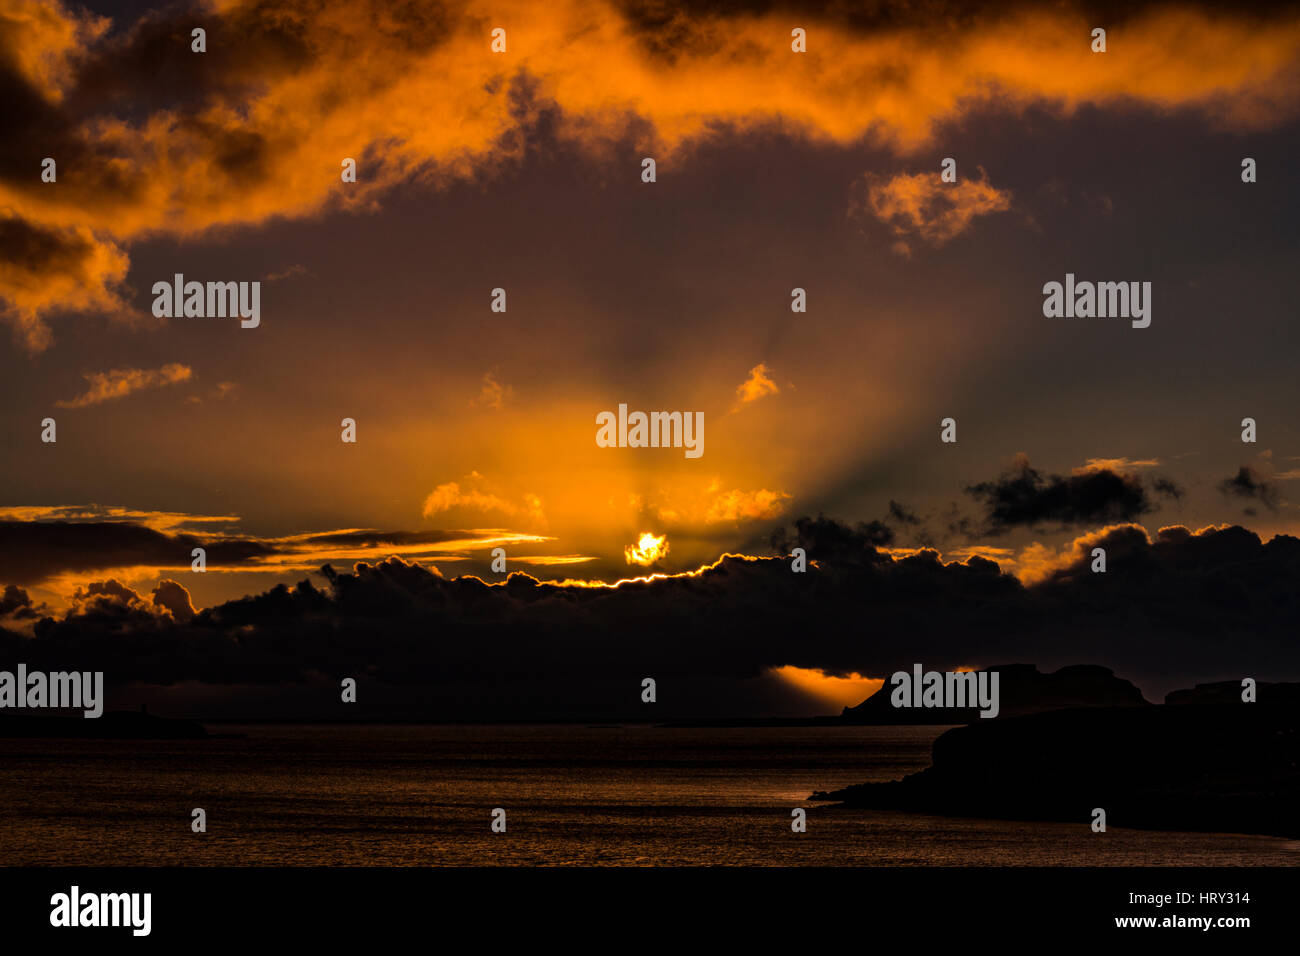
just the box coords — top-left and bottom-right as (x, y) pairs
(294, 529), (488, 548)
(769, 502), (929, 556)
(0, 215), (93, 275)
(965, 455), (1161, 535)
(771, 513), (896, 554)
(0, 519), (278, 585)
(1152, 476), (1185, 501)
(67, 5), (318, 118)
(1218, 465), (1279, 510)
(3, 517), (1297, 716)
(0, 518), (550, 587)
(887, 499), (922, 526)
(0, 584), (42, 621)
(151, 578), (196, 623)
(613, 0), (1300, 39)
(67, 578), (162, 618)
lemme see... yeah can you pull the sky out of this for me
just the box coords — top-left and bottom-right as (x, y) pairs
(2, 0), (1299, 716)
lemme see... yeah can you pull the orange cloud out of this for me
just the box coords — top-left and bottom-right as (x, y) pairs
(512, 555), (596, 566)
(733, 363), (779, 408)
(0, 504), (240, 531)
(852, 167), (1012, 254)
(54, 362), (192, 408)
(421, 480), (545, 523)
(1015, 522), (1154, 585)
(0, 218), (130, 352)
(1076, 457), (1160, 473)
(704, 487), (791, 524)
(0, 0), (106, 101)
(6, 0), (1300, 346)
(642, 479), (792, 528)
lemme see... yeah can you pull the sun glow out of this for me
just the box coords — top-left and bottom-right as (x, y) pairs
(624, 531), (669, 566)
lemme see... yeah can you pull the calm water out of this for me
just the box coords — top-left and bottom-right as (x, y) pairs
(0, 723), (1293, 866)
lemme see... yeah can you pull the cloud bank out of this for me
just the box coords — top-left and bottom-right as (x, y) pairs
(3, 514), (1296, 715)
(5, 0), (1300, 346)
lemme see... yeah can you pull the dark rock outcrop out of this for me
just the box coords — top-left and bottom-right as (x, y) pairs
(1166, 679), (1300, 706)
(815, 698), (1300, 837)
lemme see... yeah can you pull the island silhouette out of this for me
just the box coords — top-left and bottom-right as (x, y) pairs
(814, 679), (1300, 838)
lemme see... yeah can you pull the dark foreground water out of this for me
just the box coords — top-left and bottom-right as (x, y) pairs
(0, 724), (1293, 865)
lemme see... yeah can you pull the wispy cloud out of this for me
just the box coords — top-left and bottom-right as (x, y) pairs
(1076, 458), (1161, 473)
(263, 264), (313, 282)
(0, 505), (240, 532)
(471, 369), (514, 410)
(54, 363), (192, 408)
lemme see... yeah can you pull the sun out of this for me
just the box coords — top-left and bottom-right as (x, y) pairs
(624, 531), (669, 567)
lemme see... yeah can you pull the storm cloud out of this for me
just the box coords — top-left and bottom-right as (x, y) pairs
(964, 455), (1180, 534)
(1218, 465), (1280, 511)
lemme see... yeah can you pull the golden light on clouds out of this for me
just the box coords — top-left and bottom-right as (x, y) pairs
(0, 220), (130, 352)
(703, 488), (791, 524)
(624, 531), (668, 566)
(0, 0), (107, 101)
(4, 0), (1297, 608)
(1012, 522), (1172, 586)
(7, 0), (1300, 347)
(773, 665), (883, 709)
(421, 481), (546, 524)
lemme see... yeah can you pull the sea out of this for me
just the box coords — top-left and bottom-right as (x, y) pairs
(0, 723), (1294, 866)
